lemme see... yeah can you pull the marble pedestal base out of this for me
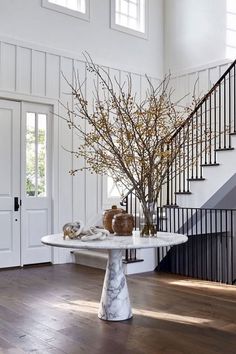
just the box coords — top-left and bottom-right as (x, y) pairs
(98, 249), (132, 321)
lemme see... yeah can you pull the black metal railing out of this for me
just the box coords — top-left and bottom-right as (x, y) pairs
(156, 206), (236, 285)
(121, 59), (236, 208)
(121, 60), (236, 278)
(122, 201), (236, 284)
(165, 59), (236, 206)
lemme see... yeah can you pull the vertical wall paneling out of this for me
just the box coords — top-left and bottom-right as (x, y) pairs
(188, 72), (198, 103)
(0, 43), (16, 91)
(85, 64), (100, 226)
(46, 53), (60, 98)
(59, 56), (73, 228)
(72, 60), (87, 223)
(32, 50), (46, 97)
(209, 67), (219, 89)
(140, 75), (150, 101)
(16, 47), (31, 94)
(101, 67), (121, 207)
(198, 70), (209, 99)
(0, 37), (231, 264)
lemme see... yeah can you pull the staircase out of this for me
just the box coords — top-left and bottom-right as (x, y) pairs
(123, 59), (236, 284)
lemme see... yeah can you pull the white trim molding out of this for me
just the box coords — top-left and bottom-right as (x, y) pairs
(42, 0), (90, 21)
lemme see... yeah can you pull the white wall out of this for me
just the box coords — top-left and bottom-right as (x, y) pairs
(0, 0), (163, 265)
(0, 37), (159, 264)
(0, 0), (163, 78)
(170, 60), (231, 105)
(164, 0), (227, 73)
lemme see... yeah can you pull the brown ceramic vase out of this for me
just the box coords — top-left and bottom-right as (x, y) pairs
(112, 213), (134, 236)
(102, 205), (126, 233)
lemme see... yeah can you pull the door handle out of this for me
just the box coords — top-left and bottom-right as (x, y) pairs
(14, 197), (20, 212)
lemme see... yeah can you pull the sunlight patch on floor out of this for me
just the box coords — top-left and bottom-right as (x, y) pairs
(169, 279), (236, 292)
(132, 308), (211, 325)
(51, 299), (211, 325)
(52, 299), (99, 314)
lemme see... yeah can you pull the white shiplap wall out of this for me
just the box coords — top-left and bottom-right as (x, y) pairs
(0, 38), (160, 263)
(170, 60), (233, 105)
(0, 37), (232, 266)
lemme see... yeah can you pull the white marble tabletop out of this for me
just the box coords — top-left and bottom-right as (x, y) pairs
(41, 232), (188, 250)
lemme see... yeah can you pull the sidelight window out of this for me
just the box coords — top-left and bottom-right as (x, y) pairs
(26, 113), (47, 197)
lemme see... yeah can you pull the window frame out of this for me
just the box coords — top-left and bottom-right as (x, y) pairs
(42, 0), (90, 21)
(110, 0), (148, 39)
(102, 176), (124, 209)
(25, 111), (49, 198)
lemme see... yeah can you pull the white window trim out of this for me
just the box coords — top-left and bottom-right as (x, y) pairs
(102, 176), (123, 209)
(110, 0), (149, 39)
(42, 0), (90, 21)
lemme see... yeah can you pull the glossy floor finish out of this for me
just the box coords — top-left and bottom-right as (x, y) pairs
(0, 264), (235, 354)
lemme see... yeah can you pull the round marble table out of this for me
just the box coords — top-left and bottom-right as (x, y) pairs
(41, 232), (188, 321)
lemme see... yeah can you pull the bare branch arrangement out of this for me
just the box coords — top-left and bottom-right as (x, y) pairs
(62, 54), (212, 236)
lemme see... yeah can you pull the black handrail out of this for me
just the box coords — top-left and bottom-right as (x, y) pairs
(171, 59), (236, 140)
(122, 59), (236, 205)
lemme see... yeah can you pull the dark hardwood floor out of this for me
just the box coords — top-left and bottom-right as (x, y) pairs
(0, 264), (235, 354)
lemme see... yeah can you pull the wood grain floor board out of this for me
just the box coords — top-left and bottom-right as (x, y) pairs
(0, 264), (235, 354)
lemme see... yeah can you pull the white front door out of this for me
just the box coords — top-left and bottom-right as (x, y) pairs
(0, 100), (21, 267)
(21, 102), (52, 265)
(0, 99), (52, 268)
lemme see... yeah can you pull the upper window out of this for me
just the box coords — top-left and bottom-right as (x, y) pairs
(42, 0), (89, 20)
(111, 0), (148, 38)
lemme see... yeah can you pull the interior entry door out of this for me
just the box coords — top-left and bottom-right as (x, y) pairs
(21, 103), (52, 265)
(0, 100), (21, 267)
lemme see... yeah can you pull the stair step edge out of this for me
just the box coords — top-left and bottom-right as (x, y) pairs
(175, 192), (192, 195)
(201, 163), (220, 167)
(215, 147), (234, 152)
(187, 178), (206, 181)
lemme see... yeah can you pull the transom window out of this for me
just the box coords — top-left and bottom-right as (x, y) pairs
(48, 0), (86, 13)
(116, 0), (145, 32)
(111, 0), (147, 38)
(42, 0), (89, 20)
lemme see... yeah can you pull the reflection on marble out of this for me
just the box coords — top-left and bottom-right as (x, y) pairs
(98, 250), (132, 321)
(41, 232), (188, 250)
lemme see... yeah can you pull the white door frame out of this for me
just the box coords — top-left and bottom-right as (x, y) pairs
(21, 102), (53, 265)
(0, 91), (71, 265)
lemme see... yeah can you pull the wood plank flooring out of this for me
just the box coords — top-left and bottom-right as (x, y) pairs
(0, 264), (235, 354)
